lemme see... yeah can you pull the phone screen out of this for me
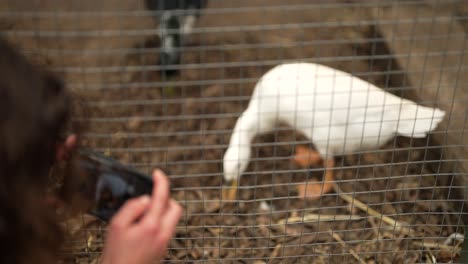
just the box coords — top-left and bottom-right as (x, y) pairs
(77, 150), (153, 221)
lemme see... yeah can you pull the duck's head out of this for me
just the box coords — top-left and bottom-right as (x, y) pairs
(223, 145), (251, 182)
(222, 144), (251, 201)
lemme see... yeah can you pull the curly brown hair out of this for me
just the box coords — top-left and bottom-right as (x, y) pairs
(0, 37), (71, 264)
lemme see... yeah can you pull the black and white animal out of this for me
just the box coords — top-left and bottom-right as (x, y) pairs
(146, 0), (208, 76)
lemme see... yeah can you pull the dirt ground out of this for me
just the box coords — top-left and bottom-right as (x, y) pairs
(1, 1), (465, 263)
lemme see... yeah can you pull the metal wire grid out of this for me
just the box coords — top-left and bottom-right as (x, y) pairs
(1, 0), (467, 263)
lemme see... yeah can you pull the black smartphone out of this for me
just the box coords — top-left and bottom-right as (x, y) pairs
(76, 149), (153, 221)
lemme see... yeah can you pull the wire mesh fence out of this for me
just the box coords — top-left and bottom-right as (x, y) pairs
(1, 0), (467, 263)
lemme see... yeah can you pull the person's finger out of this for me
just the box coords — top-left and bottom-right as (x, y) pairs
(156, 199), (183, 244)
(110, 195), (151, 228)
(165, 199), (183, 226)
(145, 170), (170, 221)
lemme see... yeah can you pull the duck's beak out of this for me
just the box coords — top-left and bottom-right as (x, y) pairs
(222, 180), (238, 201)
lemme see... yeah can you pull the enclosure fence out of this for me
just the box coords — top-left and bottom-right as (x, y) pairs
(1, 0), (467, 263)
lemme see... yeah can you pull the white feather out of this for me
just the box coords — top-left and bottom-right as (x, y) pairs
(223, 62), (445, 182)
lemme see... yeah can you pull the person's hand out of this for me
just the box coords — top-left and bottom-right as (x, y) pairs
(101, 169), (183, 264)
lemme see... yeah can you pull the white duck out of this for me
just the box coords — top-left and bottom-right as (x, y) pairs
(222, 62), (445, 200)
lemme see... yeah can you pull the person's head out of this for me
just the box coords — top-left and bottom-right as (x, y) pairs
(0, 37), (71, 264)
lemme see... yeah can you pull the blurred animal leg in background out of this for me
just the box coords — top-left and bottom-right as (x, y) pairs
(294, 146), (335, 200)
(180, 9), (196, 36)
(293, 145), (322, 167)
(158, 10), (181, 77)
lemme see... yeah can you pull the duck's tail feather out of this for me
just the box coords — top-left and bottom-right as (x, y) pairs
(396, 103), (446, 138)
